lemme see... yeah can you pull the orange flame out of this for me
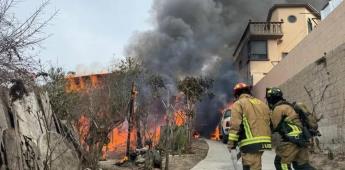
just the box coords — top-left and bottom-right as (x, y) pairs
(67, 73), (176, 159)
(174, 111), (186, 126)
(210, 126), (220, 141)
(75, 117), (164, 160)
(66, 73), (107, 92)
(76, 115), (90, 147)
(210, 101), (234, 141)
(103, 122), (137, 158)
(193, 131), (200, 139)
(103, 119), (164, 159)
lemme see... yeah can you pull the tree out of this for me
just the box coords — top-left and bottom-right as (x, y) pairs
(177, 76), (213, 149)
(43, 58), (167, 169)
(42, 65), (132, 169)
(44, 68), (79, 121)
(0, 0), (57, 85)
(78, 82), (125, 169)
(78, 57), (145, 168)
(138, 73), (166, 143)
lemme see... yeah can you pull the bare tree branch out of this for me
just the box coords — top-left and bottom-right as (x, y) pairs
(0, 0), (57, 85)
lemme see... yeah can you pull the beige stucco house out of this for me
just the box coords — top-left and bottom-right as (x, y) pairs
(233, 4), (320, 85)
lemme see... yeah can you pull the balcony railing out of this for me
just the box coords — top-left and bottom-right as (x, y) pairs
(233, 21), (284, 57)
(248, 22), (283, 38)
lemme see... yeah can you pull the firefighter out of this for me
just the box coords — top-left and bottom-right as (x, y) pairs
(228, 82), (272, 170)
(266, 87), (315, 170)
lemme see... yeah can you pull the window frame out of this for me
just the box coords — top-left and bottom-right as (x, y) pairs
(248, 40), (268, 61)
(288, 15), (297, 23)
(282, 52), (289, 58)
(308, 18), (313, 33)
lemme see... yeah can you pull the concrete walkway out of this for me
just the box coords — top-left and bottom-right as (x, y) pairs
(191, 139), (276, 170)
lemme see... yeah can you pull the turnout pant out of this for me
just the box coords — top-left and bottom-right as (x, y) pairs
(274, 142), (315, 170)
(241, 151), (264, 170)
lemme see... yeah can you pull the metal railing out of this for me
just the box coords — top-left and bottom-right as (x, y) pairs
(249, 22), (283, 36)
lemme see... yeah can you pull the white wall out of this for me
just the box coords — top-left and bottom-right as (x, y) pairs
(321, 0), (343, 20)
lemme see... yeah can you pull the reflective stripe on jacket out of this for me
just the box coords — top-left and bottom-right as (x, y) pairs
(271, 101), (303, 139)
(228, 94), (272, 153)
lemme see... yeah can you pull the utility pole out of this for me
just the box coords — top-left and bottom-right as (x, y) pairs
(126, 82), (137, 157)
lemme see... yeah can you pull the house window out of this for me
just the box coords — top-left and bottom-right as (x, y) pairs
(288, 15), (297, 23)
(249, 40), (267, 60)
(282, 52), (289, 58)
(308, 19), (313, 33)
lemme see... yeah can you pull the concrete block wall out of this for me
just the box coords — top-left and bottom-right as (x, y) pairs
(279, 43), (345, 153)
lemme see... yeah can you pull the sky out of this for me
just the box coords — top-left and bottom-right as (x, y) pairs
(14, 0), (153, 74)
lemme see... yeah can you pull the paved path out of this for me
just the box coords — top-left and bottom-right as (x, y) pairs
(191, 139), (276, 170)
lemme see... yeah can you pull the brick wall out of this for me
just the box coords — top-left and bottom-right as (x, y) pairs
(279, 43), (345, 153)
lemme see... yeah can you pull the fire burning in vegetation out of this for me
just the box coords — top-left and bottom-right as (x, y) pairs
(174, 110), (186, 126)
(67, 74), (189, 159)
(104, 121), (162, 158)
(76, 113), (165, 159)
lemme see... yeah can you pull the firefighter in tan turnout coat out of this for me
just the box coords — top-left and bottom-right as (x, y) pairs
(266, 87), (315, 170)
(228, 83), (272, 170)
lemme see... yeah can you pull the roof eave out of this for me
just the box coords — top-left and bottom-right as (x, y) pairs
(266, 3), (321, 21)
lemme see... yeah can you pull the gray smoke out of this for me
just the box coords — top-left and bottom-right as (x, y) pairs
(125, 0), (326, 136)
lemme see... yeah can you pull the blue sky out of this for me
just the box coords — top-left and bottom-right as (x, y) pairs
(14, 0), (153, 74)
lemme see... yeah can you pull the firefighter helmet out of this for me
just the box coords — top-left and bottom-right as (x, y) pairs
(265, 87), (283, 108)
(233, 82), (251, 97)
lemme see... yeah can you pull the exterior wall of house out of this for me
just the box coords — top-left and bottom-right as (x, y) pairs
(270, 7), (319, 61)
(252, 2), (345, 100)
(233, 5), (320, 85)
(249, 7), (316, 85)
(250, 39), (280, 84)
(235, 43), (250, 82)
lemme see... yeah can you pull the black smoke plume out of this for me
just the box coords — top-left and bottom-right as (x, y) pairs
(125, 0), (326, 136)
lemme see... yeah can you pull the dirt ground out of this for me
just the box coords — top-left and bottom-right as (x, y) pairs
(99, 138), (209, 170)
(162, 138), (209, 170)
(310, 153), (345, 170)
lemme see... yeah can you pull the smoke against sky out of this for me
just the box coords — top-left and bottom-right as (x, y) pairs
(13, 0), (153, 75)
(125, 0), (326, 135)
